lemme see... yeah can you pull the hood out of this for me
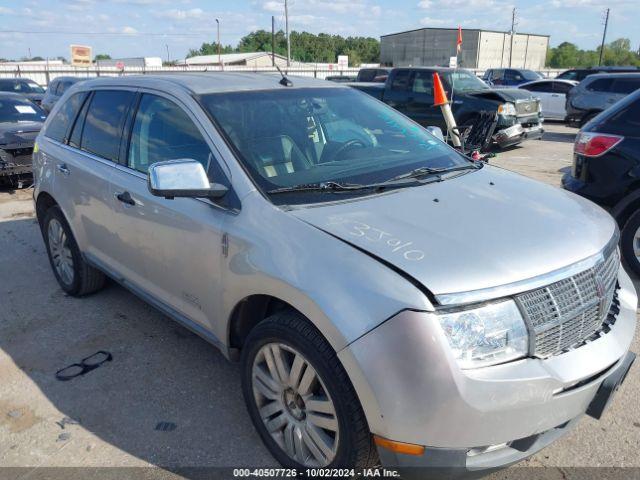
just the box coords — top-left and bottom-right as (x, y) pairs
(466, 88), (535, 103)
(290, 166), (616, 301)
(0, 122), (42, 147)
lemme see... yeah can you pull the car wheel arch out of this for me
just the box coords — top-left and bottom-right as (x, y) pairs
(36, 191), (59, 228)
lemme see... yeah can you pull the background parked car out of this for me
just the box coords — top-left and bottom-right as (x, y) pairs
(355, 67), (391, 83)
(0, 78), (46, 106)
(482, 68), (543, 87)
(518, 79), (578, 120)
(0, 92), (47, 187)
(565, 73), (640, 127)
(556, 66), (640, 82)
(41, 76), (84, 113)
(562, 88), (640, 274)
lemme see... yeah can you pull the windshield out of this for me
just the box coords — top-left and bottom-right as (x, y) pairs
(0, 98), (47, 123)
(521, 70), (542, 81)
(0, 81), (45, 94)
(443, 71), (489, 92)
(199, 87), (471, 204)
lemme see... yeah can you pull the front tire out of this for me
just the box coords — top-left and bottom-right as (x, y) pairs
(42, 206), (105, 296)
(621, 210), (640, 277)
(241, 311), (377, 469)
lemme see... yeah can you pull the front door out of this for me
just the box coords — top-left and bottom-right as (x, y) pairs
(106, 92), (232, 335)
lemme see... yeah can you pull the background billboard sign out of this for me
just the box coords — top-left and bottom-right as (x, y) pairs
(70, 45), (92, 67)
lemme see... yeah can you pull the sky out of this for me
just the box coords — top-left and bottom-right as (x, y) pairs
(0, 0), (638, 61)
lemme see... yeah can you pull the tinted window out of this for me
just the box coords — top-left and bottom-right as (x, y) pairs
(81, 90), (134, 162)
(411, 71), (433, 94)
(490, 70), (504, 81)
(358, 69), (376, 82)
(553, 82), (573, 94)
(605, 94), (640, 136)
(505, 70), (524, 82)
(557, 70), (577, 80)
(44, 92), (86, 143)
(611, 78), (640, 95)
(522, 81), (553, 93)
(586, 78), (614, 92)
(391, 70), (411, 91)
(128, 94), (211, 174)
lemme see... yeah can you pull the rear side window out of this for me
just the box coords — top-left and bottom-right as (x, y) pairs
(358, 69), (376, 82)
(127, 94), (212, 174)
(611, 78), (640, 95)
(44, 92), (86, 143)
(411, 71), (433, 94)
(81, 90), (134, 162)
(391, 70), (411, 91)
(586, 78), (614, 92)
(553, 82), (573, 94)
(522, 82), (552, 93)
(605, 96), (640, 136)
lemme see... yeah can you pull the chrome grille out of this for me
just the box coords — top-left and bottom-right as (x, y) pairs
(516, 247), (620, 358)
(515, 99), (540, 116)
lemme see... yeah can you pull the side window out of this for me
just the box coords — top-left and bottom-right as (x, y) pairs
(127, 94), (212, 174)
(81, 90), (135, 162)
(411, 71), (433, 94)
(491, 70), (504, 81)
(58, 81), (72, 95)
(611, 78), (640, 95)
(358, 70), (375, 82)
(522, 82), (550, 92)
(553, 82), (573, 94)
(390, 70), (411, 91)
(505, 70), (523, 82)
(48, 80), (58, 95)
(44, 92), (86, 143)
(586, 78), (614, 92)
(606, 97), (640, 136)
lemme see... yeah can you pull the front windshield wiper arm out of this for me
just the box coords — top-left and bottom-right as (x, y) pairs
(387, 162), (482, 182)
(266, 181), (374, 195)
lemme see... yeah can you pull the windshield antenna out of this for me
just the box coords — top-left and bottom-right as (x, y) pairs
(275, 65), (293, 87)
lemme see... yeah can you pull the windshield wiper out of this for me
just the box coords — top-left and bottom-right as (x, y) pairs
(266, 181), (374, 195)
(387, 162), (482, 182)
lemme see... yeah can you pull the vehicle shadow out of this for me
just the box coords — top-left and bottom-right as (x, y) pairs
(0, 217), (276, 470)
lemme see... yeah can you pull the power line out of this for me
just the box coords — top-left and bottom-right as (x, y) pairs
(0, 30), (245, 37)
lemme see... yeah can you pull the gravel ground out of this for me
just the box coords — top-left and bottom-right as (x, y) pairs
(0, 123), (638, 479)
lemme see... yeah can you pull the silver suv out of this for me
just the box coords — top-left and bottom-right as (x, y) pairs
(33, 74), (636, 477)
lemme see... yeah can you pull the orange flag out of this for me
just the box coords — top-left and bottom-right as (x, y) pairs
(456, 26), (463, 54)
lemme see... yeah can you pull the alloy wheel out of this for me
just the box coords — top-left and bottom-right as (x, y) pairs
(48, 218), (74, 286)
(251, 342), (339, 467)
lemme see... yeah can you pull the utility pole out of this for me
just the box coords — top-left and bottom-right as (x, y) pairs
(508, 8), (516, 68)
(271, 16), (276, 66)
(165, 44), (170, 64)
(215, 18), (221, 67)
(284, 0), (291, 67)
(599, 8), (610, 66)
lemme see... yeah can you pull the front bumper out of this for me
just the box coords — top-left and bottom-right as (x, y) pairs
(338, 267), (637, 474)
(493, 122), (544, 148)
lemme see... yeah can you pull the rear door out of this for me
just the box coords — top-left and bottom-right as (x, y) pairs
(551, 81), (574, 117)
(51, 89), (136, 264)
(105, 91), (233, 333)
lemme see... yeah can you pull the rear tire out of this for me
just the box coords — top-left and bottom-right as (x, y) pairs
(42, 206), (105, 296)
(241, 310), (377, 469)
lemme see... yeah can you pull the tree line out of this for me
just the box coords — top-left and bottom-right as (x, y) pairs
(187, 30), (380, 66)
(546, 38), (640, 68)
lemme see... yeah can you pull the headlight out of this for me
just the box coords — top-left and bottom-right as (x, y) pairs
(497, 102), (517, 116)
(437, 300), (528, 369)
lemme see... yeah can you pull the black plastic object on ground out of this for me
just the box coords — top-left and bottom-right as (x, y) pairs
(55, 350), (113, 381)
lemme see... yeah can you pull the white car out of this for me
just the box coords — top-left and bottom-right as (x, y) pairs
(519, 79), (578, 120)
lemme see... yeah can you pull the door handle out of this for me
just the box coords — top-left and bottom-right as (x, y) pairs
(115, 191), (136, 206)
(56, 163), (70, 176)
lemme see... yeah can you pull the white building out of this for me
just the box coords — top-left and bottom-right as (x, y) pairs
(180, 52), (302, 68)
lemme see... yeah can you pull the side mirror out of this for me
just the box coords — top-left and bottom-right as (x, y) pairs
(425, 126), (445, 142)
(147, 159), (228, 200)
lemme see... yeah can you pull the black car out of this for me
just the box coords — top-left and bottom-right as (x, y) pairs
(0, 93), (47, 187)
(562, 88), (640, 273)
(556, 66), (639, 82)
(0, 78), (46, 105)
(355, 67), (391, 83)
(41, 76), (84, 113)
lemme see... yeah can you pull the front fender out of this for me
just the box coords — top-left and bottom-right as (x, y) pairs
(219, 192), (433, 352)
